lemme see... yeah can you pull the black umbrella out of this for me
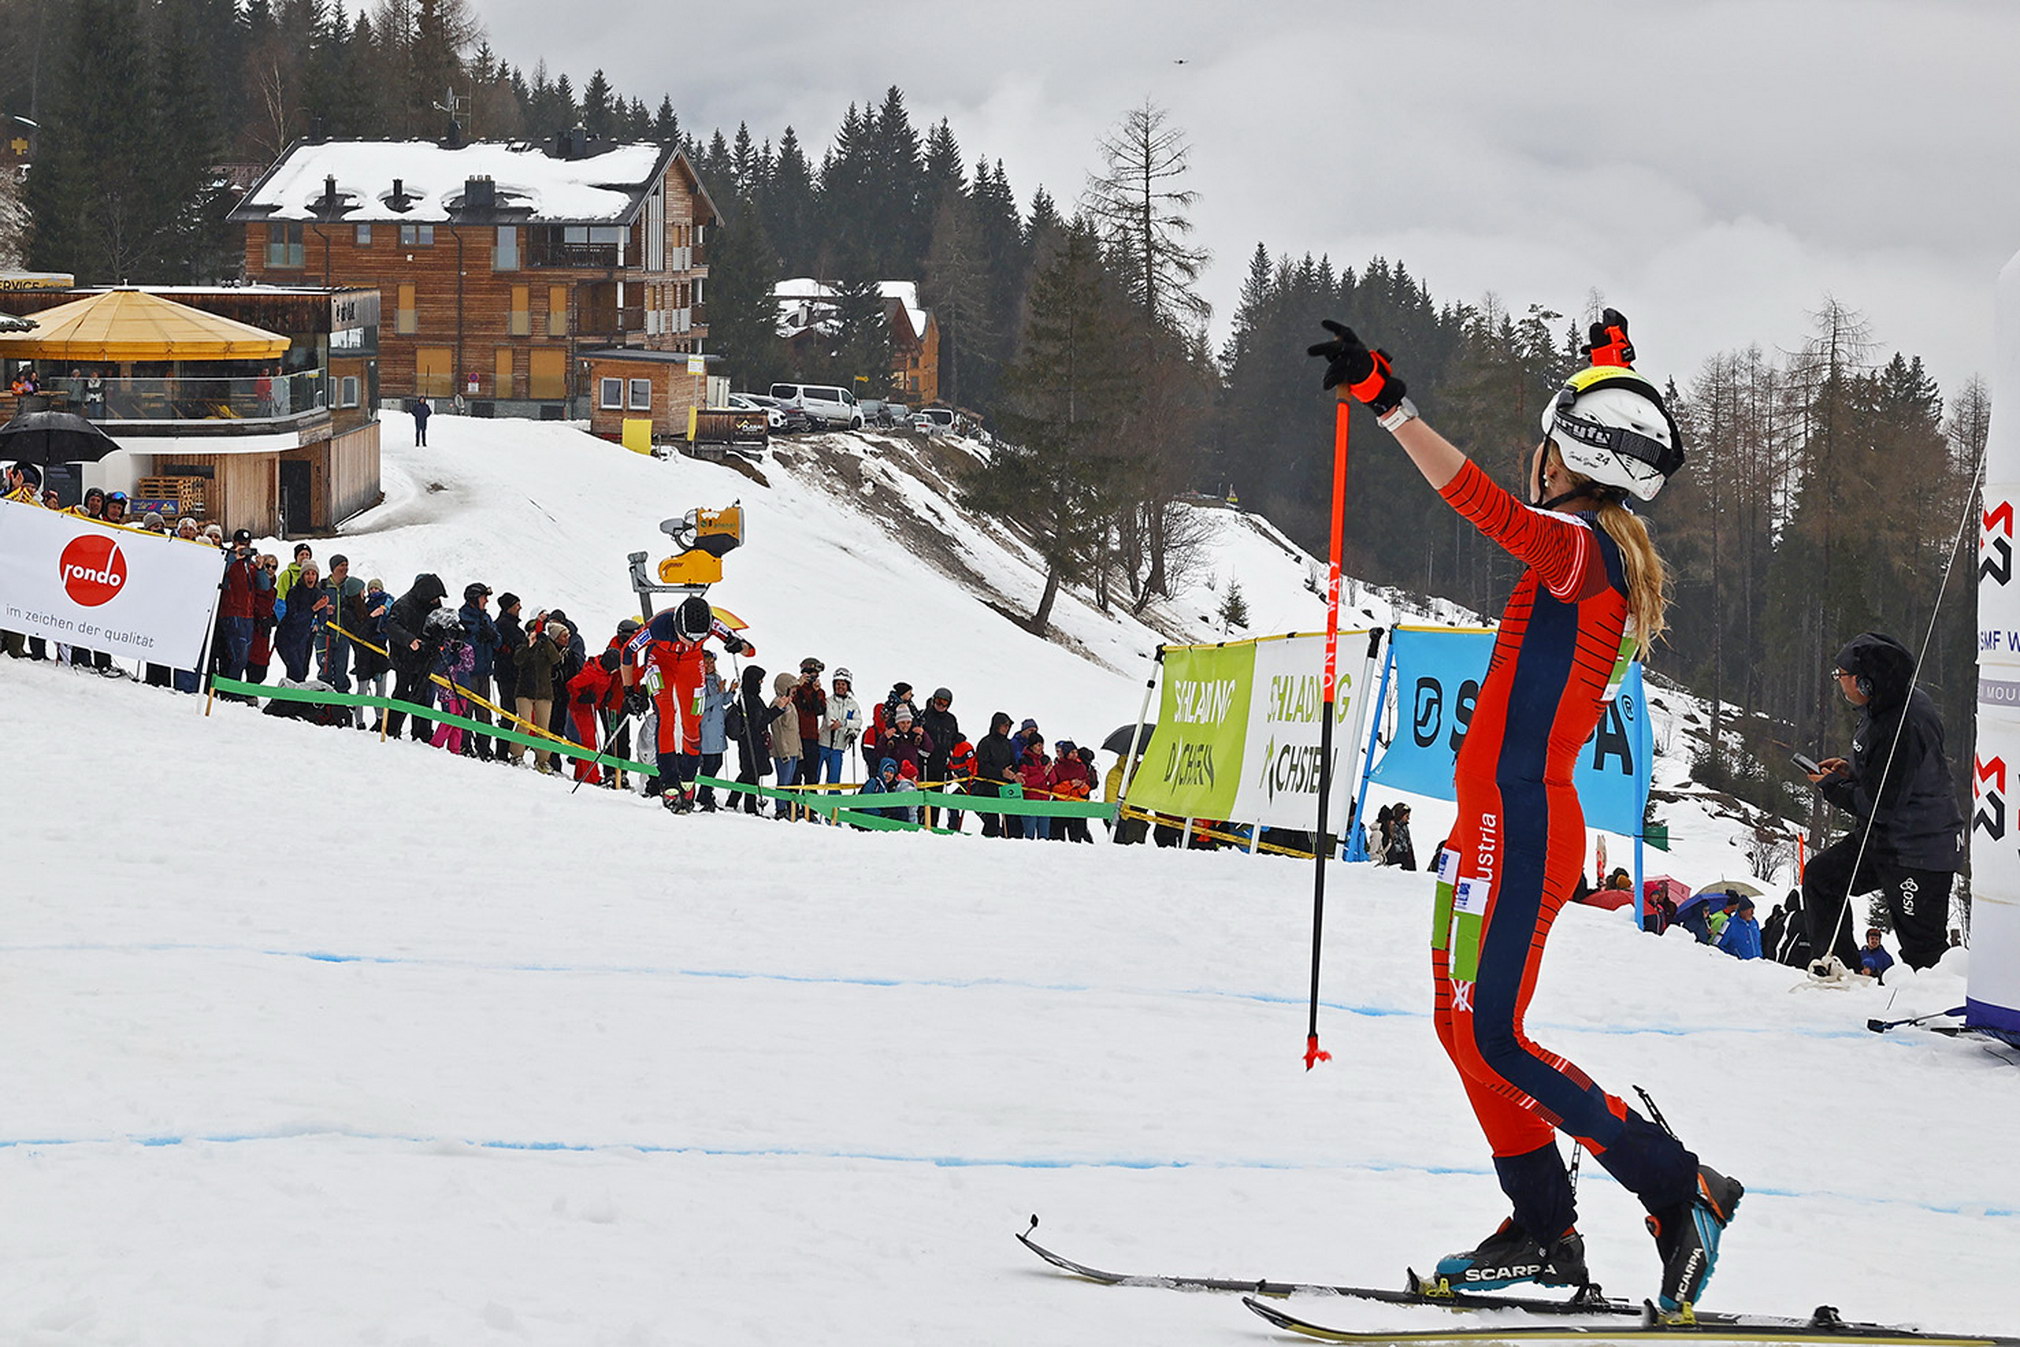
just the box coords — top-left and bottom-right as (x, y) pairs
(0, 410), (122, 466)
(1102, 723), (1158, 755)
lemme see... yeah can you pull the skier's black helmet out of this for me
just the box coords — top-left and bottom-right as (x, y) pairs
(676, 595), (713, 640)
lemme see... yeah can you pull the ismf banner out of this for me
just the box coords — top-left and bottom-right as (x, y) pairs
(1130, 632), (1379, 828)
(1366, 626), (1651, 837)
(1968, 244), (2020, 1042)
(0, 502), (223, 669)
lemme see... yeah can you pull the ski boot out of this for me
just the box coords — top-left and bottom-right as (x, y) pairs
(1432, 1220), (1588, 1292)
(661, 789), (696, 814)
(1646, 1165), (1743, 1313)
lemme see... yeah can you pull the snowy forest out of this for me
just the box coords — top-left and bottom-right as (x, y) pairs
(0, 0), (1987, 810)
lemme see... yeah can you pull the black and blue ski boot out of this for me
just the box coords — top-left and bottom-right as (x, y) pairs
(1433, 1220), (1588, 1292)
(1646, 1165), (1743, 1313)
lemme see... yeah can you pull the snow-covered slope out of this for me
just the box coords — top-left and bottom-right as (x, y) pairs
(339, 418), (1302, 738)
(0, 650), (2008, 1345)
(1, 416), (2011, 1344)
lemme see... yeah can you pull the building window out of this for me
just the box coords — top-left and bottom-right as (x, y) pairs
(416, 347), (454, 398)
(509, 285), (530, 337)
(355, 223), (372, 246)
(495, 347), (514, 398)
(628, 378), (651, 411)
(338, 375), (360, 408)
(396, 283), (417, 335)
(546, 285), (568, 337)
(265, 222), (305, 269)
(529, 349), (567, 399)
(494, 225), (519, 271)
(400, 223), (434, 247)
(599, 377), (624, 410)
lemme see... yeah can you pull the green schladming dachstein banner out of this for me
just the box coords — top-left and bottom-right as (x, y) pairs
(1134, 642), (1254, 818)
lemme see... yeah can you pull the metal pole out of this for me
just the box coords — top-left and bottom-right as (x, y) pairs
(1115, 645), (1163, 826)
(1347, 634), (1396, 861)
(1336, 627), (1386, 860)
(1304, 400), (1350, 1071)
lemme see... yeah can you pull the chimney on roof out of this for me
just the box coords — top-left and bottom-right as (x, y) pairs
(463, 175), (495, 212)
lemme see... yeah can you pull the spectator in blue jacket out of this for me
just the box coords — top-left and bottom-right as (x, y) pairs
(273, 559), (328, 682)
(457, 583), (502, 759)
(857, 757), (902, 823)
(1716, 897), (1762, 961)
(696, 650), (734, 810)
(1859, 928), (1897, 981)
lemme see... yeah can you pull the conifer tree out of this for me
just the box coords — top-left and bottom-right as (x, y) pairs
(966, 220), (1135, 634)
(706, 198), (785, 391)
(580, 69), (614, 138)
(830, 266), (892, 398)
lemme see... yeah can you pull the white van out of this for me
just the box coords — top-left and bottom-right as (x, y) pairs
(911, 406), (956, 435)
(769, 382), (864, 430)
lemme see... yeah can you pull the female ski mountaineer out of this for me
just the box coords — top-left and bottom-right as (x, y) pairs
(1308, 310), (1739, 1315)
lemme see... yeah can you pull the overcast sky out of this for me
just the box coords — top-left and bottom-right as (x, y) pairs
(475, 0), (2020, 405)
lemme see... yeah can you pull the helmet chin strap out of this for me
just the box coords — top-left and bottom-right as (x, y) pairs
(1534, 484), (1604, 511)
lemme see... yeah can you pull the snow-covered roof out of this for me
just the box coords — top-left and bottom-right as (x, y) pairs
(232, 140), (680, 226)
(773, 278), (929, 343)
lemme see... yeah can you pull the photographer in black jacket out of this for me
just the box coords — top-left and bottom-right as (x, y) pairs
(1801, 632), (1964, 972)
(382, 572), (448, 742)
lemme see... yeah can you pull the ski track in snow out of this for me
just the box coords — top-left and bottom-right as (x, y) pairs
(1, 419), (2013, 1344)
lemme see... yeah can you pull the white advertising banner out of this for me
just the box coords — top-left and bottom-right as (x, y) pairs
(1972, 246), (2020, 1040)
(1234, 631), (1374, 830)
(1968, 700), (2020, 1038)
(0, 502), (222, 669)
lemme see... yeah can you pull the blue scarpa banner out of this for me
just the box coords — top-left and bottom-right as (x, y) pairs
(1366, 627), (1651, 837)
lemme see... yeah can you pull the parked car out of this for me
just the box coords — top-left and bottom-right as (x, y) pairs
(858, 398), (910, 428)
(740, 392), (811, 434)
(727, 392), (786, 432)
(769, 382), (866, 431)
(911, 406), (957, 435)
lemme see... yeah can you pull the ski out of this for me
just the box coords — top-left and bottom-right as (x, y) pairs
(1241, 1296), (2020, 1346)
(1016, 1219), (1633, 1316)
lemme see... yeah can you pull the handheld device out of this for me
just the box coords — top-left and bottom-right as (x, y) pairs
(1790, 752), (1822, 776)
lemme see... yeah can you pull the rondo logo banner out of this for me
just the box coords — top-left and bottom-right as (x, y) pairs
(0, 502), (223, 669)
(59, 533), (127, 606)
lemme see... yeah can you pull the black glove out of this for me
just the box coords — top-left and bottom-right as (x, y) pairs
(624, 689), (649, 717)
(1581, 307), (1635, 367)
(575, 689), (595, 705)
(1307, 320), (1406, 413)
(724, 635), (749, 655)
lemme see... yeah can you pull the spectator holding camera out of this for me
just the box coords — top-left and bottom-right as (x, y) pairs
(1801, 633), (1963, 973)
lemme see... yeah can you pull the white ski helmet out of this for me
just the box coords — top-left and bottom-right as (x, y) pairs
(1539, 366), (1684, 502)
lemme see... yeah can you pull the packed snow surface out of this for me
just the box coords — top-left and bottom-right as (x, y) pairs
(2, 419), (2013, 1344)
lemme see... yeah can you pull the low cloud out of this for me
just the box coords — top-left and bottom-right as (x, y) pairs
(480, 0), (2020, 395)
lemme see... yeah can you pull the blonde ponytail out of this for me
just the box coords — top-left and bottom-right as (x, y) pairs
(1540, 442), (1669, 656)
(1594, 499), (1668, 657)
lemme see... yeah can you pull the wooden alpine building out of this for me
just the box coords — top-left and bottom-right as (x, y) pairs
(230, 131), (718, 419)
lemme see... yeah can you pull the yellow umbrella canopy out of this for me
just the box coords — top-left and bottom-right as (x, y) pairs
(0, 288), (289, 361)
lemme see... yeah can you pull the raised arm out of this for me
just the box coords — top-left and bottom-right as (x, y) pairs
(1308, 321), (1598, 596)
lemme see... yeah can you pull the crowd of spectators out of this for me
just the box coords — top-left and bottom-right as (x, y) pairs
(4, 467), (1123, 833)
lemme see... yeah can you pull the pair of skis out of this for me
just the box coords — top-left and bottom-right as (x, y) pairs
(1017, 1220), (2018, 1346)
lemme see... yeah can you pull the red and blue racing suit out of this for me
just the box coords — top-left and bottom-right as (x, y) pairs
(1430, 460), (1697, 1242)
